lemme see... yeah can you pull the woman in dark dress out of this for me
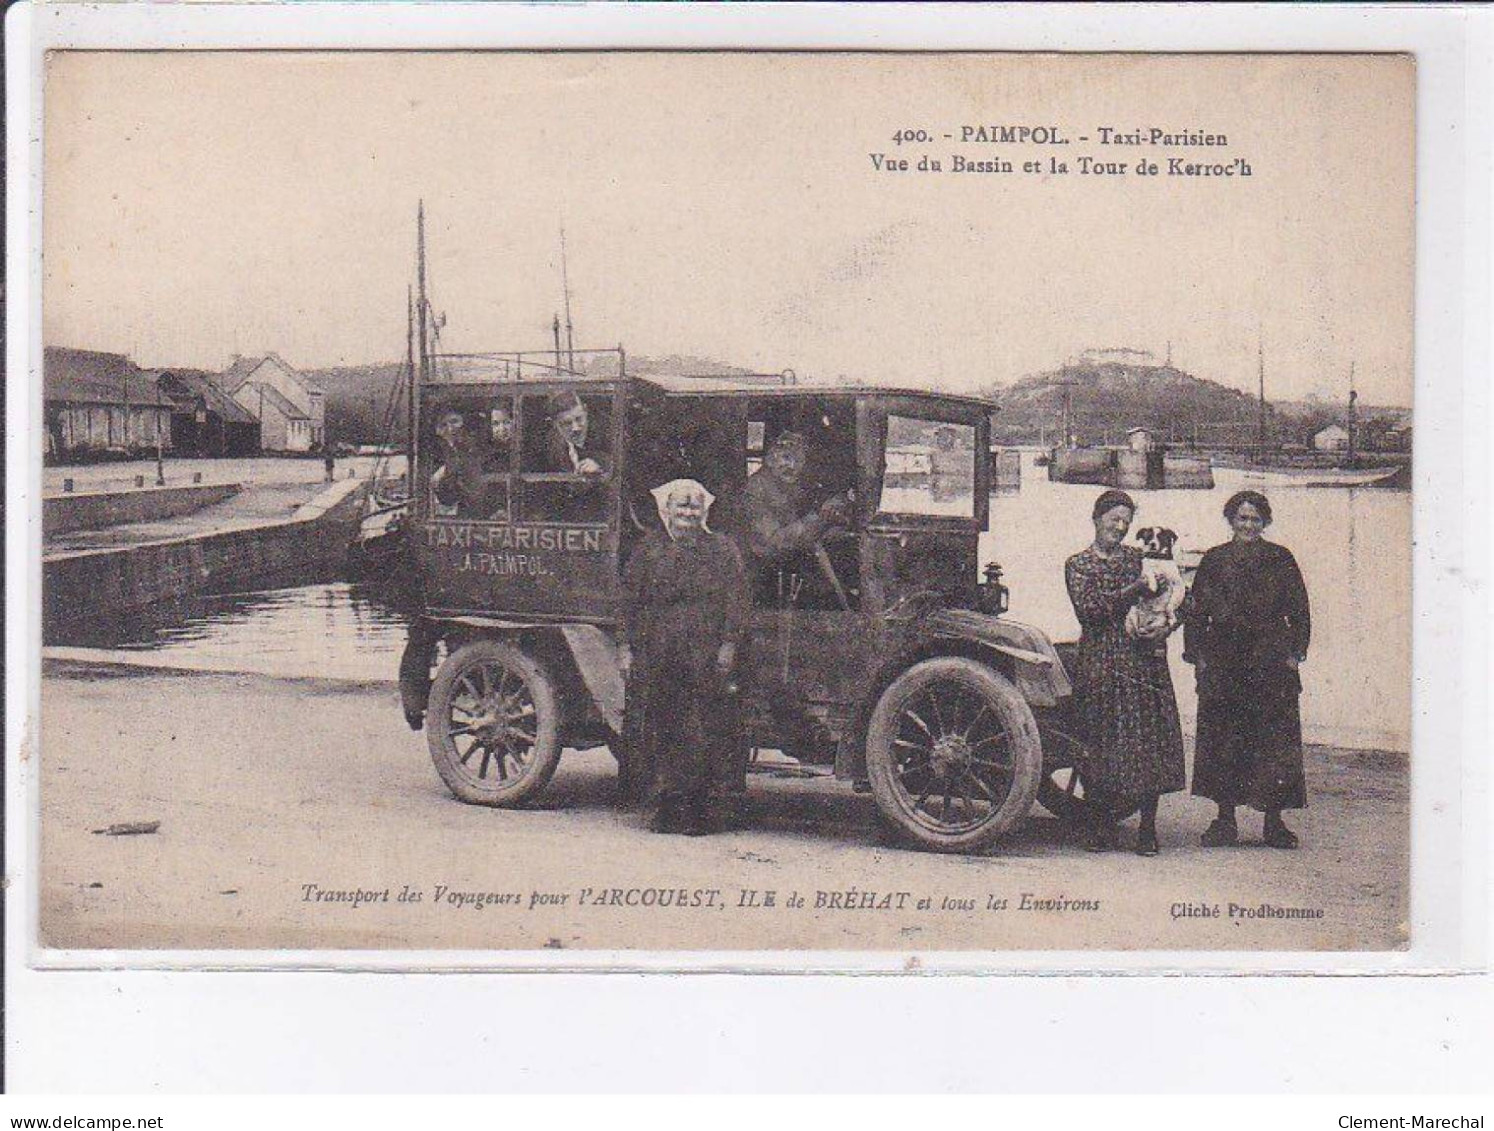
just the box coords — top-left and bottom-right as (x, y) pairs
(1064, 489), (1187, 855)
(1184, 490), (1311, 849)
(618, 479), (749, 836)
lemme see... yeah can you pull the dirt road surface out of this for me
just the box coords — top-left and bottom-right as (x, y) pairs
(38, 663), (1408, 954)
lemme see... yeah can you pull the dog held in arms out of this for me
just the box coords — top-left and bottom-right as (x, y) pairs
(1125, 526), (1186, 640)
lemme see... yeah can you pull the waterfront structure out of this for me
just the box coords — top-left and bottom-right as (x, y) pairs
(158, 369), (261, 457)
(1047, 436), (1213, 490)
(218, 353), (326, 451)
(1313, 423), (1350, 452)
(43, 346), (174, 461)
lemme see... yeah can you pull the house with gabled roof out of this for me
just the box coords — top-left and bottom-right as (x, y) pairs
(218, 353), (325, 451)
(158, 368), (261, 456)
(236, 380), (313, 452)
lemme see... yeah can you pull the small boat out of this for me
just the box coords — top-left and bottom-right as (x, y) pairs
(346, 499), (408, 579)
(1214, 464), (1402, 489)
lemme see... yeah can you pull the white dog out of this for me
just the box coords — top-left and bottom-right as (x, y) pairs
(1125, 526), (1186, 640)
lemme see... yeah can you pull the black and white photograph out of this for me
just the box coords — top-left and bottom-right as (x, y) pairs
(30, 49), (1419, 955)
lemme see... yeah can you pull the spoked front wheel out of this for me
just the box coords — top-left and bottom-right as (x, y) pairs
(865, 657), (1042, 854)
(426, 639), (562, 806)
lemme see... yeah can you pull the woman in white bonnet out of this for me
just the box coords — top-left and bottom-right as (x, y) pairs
(617, 479), (749, 834)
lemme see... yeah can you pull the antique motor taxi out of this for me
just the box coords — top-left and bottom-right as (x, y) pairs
(407, 346), (1090, 853)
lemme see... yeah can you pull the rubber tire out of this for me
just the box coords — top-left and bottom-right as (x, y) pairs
(427, 639), (562, 806)
(866, 656), (1042, 854)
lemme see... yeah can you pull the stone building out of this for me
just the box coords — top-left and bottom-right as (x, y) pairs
(43, 347), (175, 461)
(1312, 423), (1351, 452)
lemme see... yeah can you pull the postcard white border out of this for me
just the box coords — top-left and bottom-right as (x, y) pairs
(6, 1), (1492, 1091)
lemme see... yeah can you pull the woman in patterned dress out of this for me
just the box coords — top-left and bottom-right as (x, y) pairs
(1064, 489), (1187, 855)
(1184, 490), (1311, 850)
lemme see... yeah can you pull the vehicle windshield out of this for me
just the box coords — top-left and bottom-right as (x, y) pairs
(877, 415), (977, 519)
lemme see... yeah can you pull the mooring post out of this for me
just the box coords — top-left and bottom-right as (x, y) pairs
(63, 478), (74, 493)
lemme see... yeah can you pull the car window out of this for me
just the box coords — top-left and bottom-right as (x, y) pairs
(424, 392), (513, 521)
(517, 392), (613, 524)
(519, 393), (612, 474)
(877, 415), (976, 519)
(745, 419), (766, 478)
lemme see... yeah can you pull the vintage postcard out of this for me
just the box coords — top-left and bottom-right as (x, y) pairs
(33, 49), (1415, 957)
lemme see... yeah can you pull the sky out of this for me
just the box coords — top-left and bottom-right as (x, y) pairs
(43, 52), (1414, 406)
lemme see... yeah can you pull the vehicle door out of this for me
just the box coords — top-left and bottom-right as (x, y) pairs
(736, 397), (868, 746)
(857, 397), (989, 635)
(415, 382), (623, 622)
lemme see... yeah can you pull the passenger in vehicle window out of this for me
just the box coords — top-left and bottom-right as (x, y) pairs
(430, 406), (507, 520)
(488, 402), (514, 456)
(542, 391), (610, 477)
(739, 431), (850, 564)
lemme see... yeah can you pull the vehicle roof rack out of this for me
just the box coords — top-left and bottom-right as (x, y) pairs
(425, 347), (626, 384)
(654, 369), (797, 386)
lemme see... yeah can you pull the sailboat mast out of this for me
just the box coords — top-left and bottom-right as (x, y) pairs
(417, 201), (429, 386)
(1256, 337), (1267, 455)
(406, 284), (416, 484)
(415, 202), (429, 507)
(560, 227), (576, 370)
(1347, 360), (1358, 465)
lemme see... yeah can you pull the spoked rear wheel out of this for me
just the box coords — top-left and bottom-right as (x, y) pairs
(865, 657), (1041, 854)
(427, 639), (562, 806)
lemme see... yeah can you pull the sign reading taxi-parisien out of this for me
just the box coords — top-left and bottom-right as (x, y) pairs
(426, 521), (606, 578)
(423, 521), (616, 618)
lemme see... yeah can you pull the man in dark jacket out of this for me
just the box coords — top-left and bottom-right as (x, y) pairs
(740, 431), (849, 566)
(734, 431), (850, 766)
(543, 391), (611, 476)
(538, 391), (611, 522)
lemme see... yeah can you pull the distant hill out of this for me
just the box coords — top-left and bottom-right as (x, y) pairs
(1272, 397), (1410, 424)
(988, 356), (1269, 447)
(308, 351), (1404, 450)
(303, 363), (408, 446)
(627, 354), (760, 379)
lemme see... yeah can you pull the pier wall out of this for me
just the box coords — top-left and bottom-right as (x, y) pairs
(43, 480), (366, 638)
(43, 483), (242, 535)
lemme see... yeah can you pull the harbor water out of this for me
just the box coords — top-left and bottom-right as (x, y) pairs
(986, 452), (1411, 752)
(46, 452), (1412, 752)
